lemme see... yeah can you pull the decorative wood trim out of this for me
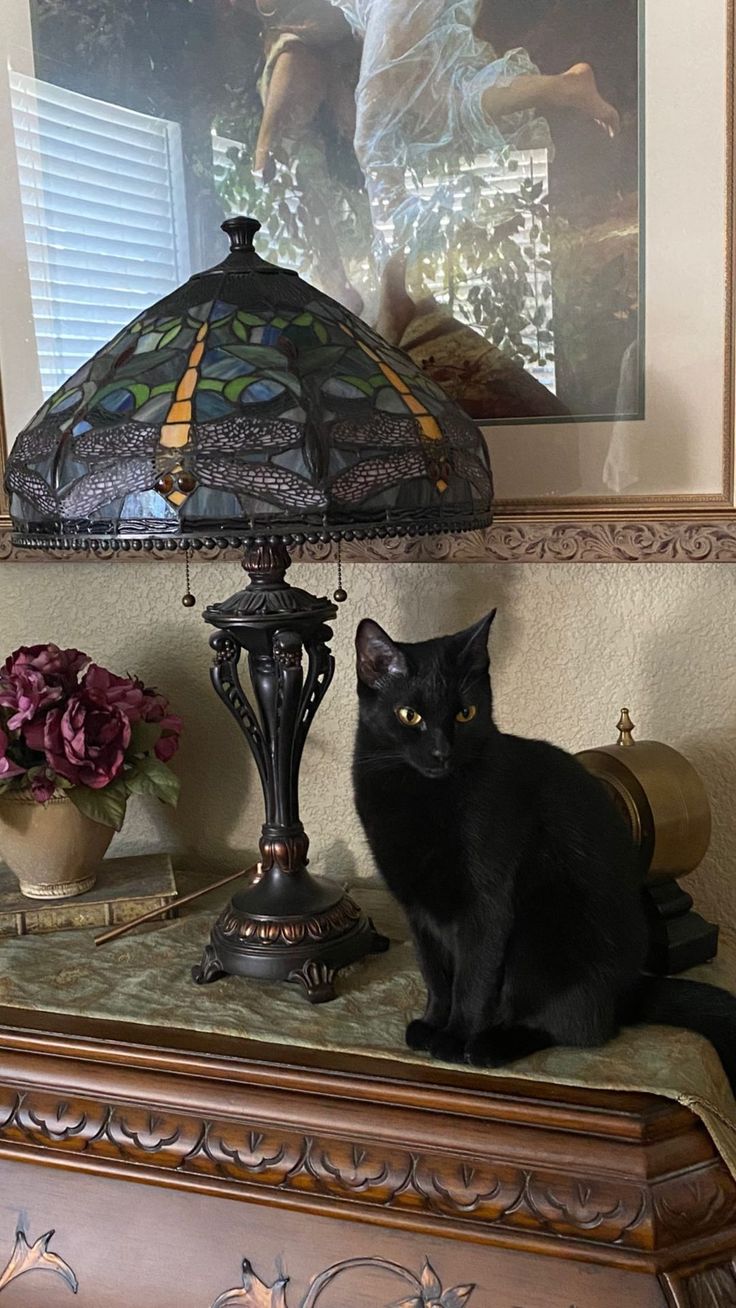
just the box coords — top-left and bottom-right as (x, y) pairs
(661, 1256), (736, 1306)
(210, 1254), (474, 1308)
(1, 1079), (735, 1262)
(4, 518), (736, 564)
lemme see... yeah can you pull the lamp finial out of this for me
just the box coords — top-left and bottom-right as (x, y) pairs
(221, 215), (261, 252)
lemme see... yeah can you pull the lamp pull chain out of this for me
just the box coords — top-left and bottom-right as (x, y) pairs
(333, 540), (347, 604)
(182, 547), (196, 608)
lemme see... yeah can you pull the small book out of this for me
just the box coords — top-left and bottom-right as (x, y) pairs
(0, 853), (178, 937)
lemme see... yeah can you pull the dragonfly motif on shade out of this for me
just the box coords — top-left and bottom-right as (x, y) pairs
(7, 276), (491, 543)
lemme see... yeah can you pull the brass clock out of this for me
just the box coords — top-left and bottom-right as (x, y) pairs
(577, 710), (717, 973)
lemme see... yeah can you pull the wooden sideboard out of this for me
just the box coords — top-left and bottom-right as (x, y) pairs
(0, 1006), (735, 1307)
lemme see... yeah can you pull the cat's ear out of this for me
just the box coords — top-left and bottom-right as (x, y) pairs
(456, 609), (496, 671)
(356, 619), (408, 687)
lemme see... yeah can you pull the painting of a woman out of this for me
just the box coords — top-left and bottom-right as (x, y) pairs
(24, 0), (640, 426)
(324, 0), (619, 256)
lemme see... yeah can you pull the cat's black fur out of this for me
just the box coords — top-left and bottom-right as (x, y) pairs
(352, 612), (736, 1090)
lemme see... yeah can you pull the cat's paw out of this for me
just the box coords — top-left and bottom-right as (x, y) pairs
(428, 1029), (466, 1063)
(464, 1030), (510, 1068)
(465, 1026), (551, 1068)
(405, 1019), (437, 1051)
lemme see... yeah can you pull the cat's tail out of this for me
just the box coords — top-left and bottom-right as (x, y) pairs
(632, 977), (736, 1094)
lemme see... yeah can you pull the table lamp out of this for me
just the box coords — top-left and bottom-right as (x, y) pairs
(5, 215), (493, 1002)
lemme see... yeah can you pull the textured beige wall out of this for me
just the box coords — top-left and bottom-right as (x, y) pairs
(0, 559), (733, 933)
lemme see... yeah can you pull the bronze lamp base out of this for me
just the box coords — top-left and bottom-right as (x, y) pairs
(192, 541), (388, 1003)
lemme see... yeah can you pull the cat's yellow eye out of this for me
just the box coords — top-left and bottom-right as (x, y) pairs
(456, 705), (477, 724)
(396, 706), (423, 727)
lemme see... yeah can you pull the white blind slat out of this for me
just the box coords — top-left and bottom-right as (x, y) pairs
(11, 70), (191, 398)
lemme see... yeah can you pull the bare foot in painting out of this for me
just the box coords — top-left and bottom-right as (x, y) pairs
(558, 63), (620, 137)
(482, 62), (620, 139)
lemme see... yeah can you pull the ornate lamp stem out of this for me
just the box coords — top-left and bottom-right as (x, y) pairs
(192, 542), (388, 1002)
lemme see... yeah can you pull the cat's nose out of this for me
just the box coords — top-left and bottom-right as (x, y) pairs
(431, 740), (451, 764)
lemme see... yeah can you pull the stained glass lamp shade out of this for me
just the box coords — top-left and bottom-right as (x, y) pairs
(7, 217), (492, 548)
(6, 217), (493, 1003)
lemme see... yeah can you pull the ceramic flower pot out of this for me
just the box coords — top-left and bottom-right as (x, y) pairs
(0, 791), (114, 898)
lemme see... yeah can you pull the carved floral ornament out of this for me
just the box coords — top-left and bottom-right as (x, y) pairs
(0, 1228), (78, 1296)
(211, 1256), (474, 1308)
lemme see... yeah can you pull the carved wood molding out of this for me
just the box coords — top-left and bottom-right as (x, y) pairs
(661, 1256), (736, 1306)
(1, 1083), (736, 1254)
(4, 519), (736, 564)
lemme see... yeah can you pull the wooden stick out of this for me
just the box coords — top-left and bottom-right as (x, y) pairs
(94, 862), (260, 947)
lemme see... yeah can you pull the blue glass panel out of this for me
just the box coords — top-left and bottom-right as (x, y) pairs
(98, 388), (136, 415)
(202, 348), (252, 379)
(240, 379), (285, 404)
(122, 490), (177, 518)
(194, 390), (232, 420)
(51, 387), (82, 412)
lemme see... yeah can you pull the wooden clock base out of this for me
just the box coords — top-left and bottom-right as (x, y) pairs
(645, 879), (720, 975)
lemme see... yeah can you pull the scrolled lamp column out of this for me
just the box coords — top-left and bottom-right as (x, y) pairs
(192, 541), (388, 1002)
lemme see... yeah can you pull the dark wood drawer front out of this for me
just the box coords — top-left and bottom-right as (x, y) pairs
(0, 1157), (668, 1308)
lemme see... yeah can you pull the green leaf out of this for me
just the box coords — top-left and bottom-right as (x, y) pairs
(226, 344), (288, 368)
(298, 346), (348, 377)
(69, 781), (128, 831)
(314, 321), (329, 344)
(129, 721), (162, 756)
(126, 757), (180, 808)
(333, 373), (374, 396)
(158, 324), (181, 348)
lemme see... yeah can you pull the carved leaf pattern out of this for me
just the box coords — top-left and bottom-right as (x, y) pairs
(1, 1086), (735, 1252)
(0, 1229), (78, 1295)
(211, 1258), (289, 1308)
(211, 1255), (475, 1308)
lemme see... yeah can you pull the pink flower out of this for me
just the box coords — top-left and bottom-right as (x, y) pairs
(154, 722), (182, 762)
(82, 665), (147, 722)
(140, 688), (182, 762)
(41, 690), (131, 790)
(0, 725), (25, 780)
(4, 643), (88, 694)
(29, 769), (57, 804)
(0, 667), (62, 731)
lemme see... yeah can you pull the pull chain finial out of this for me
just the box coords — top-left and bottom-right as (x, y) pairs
(182, 547), (196, 608)
(333, 539), (347, 604)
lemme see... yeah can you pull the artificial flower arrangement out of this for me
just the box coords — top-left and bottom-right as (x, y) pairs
(0, 643), (182, 830)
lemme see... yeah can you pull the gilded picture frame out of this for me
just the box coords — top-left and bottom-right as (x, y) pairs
(0, 0), (734, 563)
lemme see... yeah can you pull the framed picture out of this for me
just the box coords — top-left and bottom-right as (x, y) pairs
(0, 0), (734, 562)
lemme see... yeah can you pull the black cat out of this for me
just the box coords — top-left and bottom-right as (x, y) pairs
(352, 611), (736, 1090)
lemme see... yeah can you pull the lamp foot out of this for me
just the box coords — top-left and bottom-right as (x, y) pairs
(191, 942), (227, 986)
(367, 918), (391, 955)
(288, 960), (337, 1003)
